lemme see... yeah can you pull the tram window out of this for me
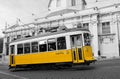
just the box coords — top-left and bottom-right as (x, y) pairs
(39, 40), (47, 52)
(17, 44), (23, 54)
(84, 33), (91, 46)
(71, 35), (82, 47)
(57, 37), (66, 50)
(48, 39), (56, 51)
(10, 45), (15, 54)
(24, 43), (30, 54)
(76, 35), (82, 46)
(71, 36), (75, 47)
(31, 42), (38, 53)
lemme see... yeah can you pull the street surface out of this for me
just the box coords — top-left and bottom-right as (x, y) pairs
(0, 59), (120, 79)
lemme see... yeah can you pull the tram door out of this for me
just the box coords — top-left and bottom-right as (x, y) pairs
(10, 45), (15, 66)
(71, 34), (84, 63)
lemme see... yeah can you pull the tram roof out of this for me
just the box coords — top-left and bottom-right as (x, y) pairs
(10, 28), (89, 44)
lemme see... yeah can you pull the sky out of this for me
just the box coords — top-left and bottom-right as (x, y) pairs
(0, 0), (117, 37)
(0, 0), (49, 37)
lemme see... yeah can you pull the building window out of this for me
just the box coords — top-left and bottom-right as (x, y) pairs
(56, 0), (61, 7)
(6, 43), (9, 55)
(17, 44), (23, 54)
(83, 23), (89, 30)
(48, 38), (56, 51)
(49, 0), (54, 7)
(102, 22), (110, 34)
(39, 40), (47, 52)
(7, 37), (10, 43)
(17, 35), (21, 39)
(10, 45), (15, 54)
(31, 42), (38, 53)
(71, 0), (76, 6)
(77, 23), (82, 28)
(57, 37), (66, 50)
(24, 43), (30, 54)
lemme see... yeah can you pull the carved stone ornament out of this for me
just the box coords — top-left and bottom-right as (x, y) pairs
(99, 33), (116, 44)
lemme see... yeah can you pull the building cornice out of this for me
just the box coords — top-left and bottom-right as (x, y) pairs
(4, 3), (120, 34)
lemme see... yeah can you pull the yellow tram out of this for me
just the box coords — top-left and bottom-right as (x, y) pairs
(9, 28), (96, 70)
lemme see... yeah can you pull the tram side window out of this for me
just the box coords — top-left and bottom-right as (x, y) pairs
(24, 43), (30, 54)
(31, 42), (38, 53)
(57, 37), (66, 50)
(10, 45), (15, 54)
(17, 44), (23, 54)
(39, 40), (47, 52)
(48, 39), (56, 51)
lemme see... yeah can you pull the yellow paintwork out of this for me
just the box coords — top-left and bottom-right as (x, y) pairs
(9, 46), (95, 67)
(10, 49), (72, 66)
(82, 46), (95, 61)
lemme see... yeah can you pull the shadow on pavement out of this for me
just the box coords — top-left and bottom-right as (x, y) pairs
(9, 65), (96, 72)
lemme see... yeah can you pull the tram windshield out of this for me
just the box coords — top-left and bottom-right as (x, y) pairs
(84, 33), (91, 46)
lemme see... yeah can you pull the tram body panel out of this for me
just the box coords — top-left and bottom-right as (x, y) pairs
(10, 46), (94, 66)
(10, 49), (73, 66)
(82, 46), (95, 61)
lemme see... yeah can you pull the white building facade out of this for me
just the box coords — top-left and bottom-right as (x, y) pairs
(2, 0), (120, 63)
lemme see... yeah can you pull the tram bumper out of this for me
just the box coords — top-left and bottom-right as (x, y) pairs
(84, 58), (97, 65)
(85, 59), (96, 63)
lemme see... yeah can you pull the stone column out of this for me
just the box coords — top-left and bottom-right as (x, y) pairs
(89, 14), (99, 57)
(2, 36), (7, 63)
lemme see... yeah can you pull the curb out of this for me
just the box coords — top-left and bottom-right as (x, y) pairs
(95, 57), (120, 61)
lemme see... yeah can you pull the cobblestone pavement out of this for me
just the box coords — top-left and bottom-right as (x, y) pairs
(0, 59), (120, 79)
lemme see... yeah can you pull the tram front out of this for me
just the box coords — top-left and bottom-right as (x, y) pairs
(71, 33), (95, 65)
(83, 33), (95, 65)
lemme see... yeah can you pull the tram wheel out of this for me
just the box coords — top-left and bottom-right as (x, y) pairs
(86, 63), (90, 66)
